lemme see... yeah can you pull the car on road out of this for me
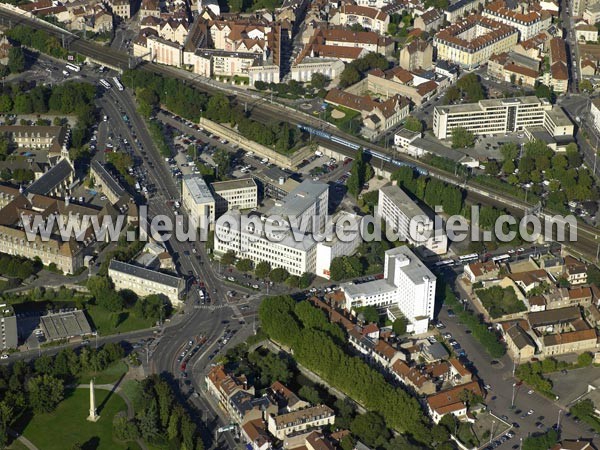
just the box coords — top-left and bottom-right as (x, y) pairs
(447, 309), (456, 317)
(528, 389), (534, 394)
(435, 322), (445, 329)
(0, 354), (8, 360)
(442, 333), (452, 339)
(484, 384), (491, 390)
(527, 409), (534, 415)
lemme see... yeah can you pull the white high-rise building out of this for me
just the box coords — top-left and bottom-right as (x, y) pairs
(342, 247), (436, 334)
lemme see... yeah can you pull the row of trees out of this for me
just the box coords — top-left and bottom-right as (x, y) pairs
(114, 375), (203, 449)
(6, 26), (68, 60)
(443, 284), (506, 358)
(204, 93), (304, 154)
(220, 252), (315, 288)
(0, 343), (125, 448)
(259, 295), (436, 446)
(392, 166), (464, 216)
(121, 69), (207, 122)
(0, 252), (42, 280)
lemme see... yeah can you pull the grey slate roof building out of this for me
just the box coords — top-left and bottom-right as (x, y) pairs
(25, 158), (74, 197)
(108, 259), (185, 306)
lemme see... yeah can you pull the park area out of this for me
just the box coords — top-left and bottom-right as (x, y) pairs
(21, 388), (138, 450)
(475, 285), (527, 318)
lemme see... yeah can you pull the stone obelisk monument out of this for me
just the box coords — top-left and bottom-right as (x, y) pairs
(87, 378), (100, 422)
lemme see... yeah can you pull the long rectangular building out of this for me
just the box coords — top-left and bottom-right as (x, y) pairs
(433, 96), (574, 139)
(211, 178), (258, 216)
(377, 184), (447, 255)
(182, 174), (215, 228)
(108, 259), (185, 306)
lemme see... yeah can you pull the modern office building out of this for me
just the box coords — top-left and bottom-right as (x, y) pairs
(267, 180), (329, 234)
(434, 15), (519, 69)
(214, 181), (340, 277)
(182, 174), (215, 228)
(108, 260), (185, 307)
(211, 178), (258, 216)
(433, 96), (574, 140)
(342, 246), (436, 334)
(376, 184), (448, 255)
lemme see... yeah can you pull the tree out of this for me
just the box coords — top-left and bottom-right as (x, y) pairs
(339, 66), (361, 88)
(577, 352), (593, 367)
(298, 272), (314, 289)
(298, 385), (322, 404)
(27, 374), (64, 413)
(213, 148), (231, 180)
(205, 93), (232, 124)
(0, 94), (12, 113)
(522, 429), (558, 450)
(485, 160), (500, 175)
(269, 267), (289, 283)
(350, 412), (390, 448)
(579, 79), (594, 92)
(535, 82), (554, 102)
(392, 317), (408, 335)
(451, 127), (475, 148)
(220, 250), (236, 266)
(310, 72), (329, 90)
(236, 258), (253, 272)
(255, 261), (271, 279)
(404, 116), (423, 133)
(8, 46), (26, 73)
(357, 306), (379, 324)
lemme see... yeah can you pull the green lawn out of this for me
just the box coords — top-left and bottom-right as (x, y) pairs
(7, 439), (29, 450)
(85, 305), (155, 335)
(120, 380), (144, 411)
(22, 389), (140, 450)
(77, 361), (129, 385)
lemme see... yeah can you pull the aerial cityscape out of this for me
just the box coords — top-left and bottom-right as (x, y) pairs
(0, 0), (600, 448)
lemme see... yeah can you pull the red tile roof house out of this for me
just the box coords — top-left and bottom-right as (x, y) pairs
(426, 381), (482, 423)
(325, 88), (410, 134)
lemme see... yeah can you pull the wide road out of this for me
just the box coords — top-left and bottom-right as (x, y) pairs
(3, 7), (600, 261)
(98, 85), (262, 449)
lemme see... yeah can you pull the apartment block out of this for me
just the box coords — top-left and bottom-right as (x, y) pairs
(482, 0), (551, 41)
(110, 0), (131, 19)
(591, 98), (600, 134)
(399, 40), (433, 71)
(90, 160), (126, 204)
(108, 260), (185, 306)
(342, 246), (436, 334)
(211, 178), (258, 216)
(329, 4), (389, 34)
(182, 174), (215, 228)
(434, 15), (519, 69)
(0, 125), (69, 155)
(266, 405), (335, 440)
(433, 96), (573, 139)
(376, 184), (448, 255)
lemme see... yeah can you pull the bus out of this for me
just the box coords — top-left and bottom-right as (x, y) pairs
(492, 254), (510, 263)
(459, 253), (479, 263)
(112, 77), (124, 91)
(99, 79), (111, 89)
(65, 63), (81, 72)
(435, 259), (454, 267)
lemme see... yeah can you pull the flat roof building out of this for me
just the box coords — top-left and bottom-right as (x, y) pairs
(182, 174), (215, 228)
(0, 305), (17, 350)
(108, 259), (185, 307)
(342, 246), (436, 334)
(211, 178), (258, 216)
(377, 184), (447, 255)
(433, 96), (574, 140)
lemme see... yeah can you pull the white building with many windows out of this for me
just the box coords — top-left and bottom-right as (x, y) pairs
(342, 246), (436, 334)
(214, 180), (329, 276)
(211, 178), (258, 216)
(377, 184), (448, 255)
(182, 174), (215, 228)
(591, 98), (600, 135)
(433, 96), (574, 139)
